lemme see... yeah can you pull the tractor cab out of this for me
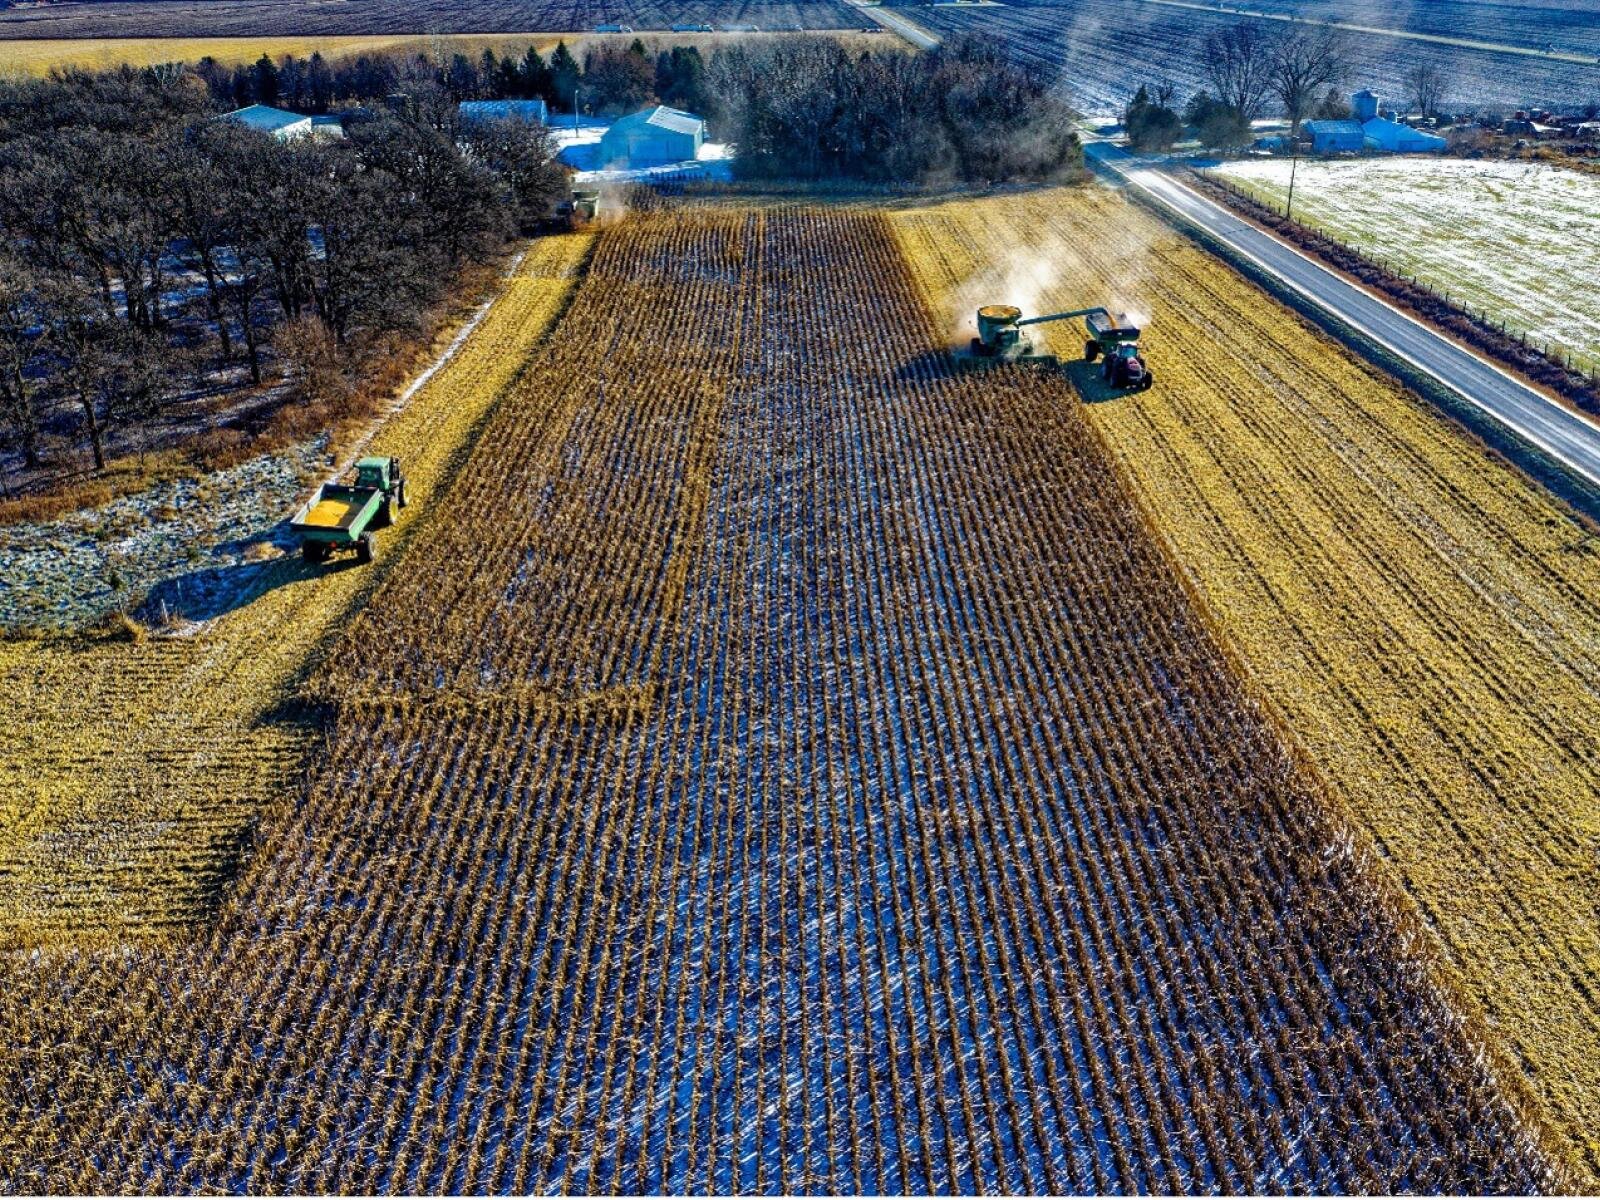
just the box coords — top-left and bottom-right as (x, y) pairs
(1101, 342), (1153, 390)
(353, 457), (395, 491)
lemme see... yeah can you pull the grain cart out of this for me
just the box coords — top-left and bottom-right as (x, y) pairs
(290, 456), (407, 565)
(962, 304), (1154, 390)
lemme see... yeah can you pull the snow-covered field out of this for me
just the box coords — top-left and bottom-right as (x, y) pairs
(1213, 156), (1600, 372)
(0, 441), (325, 634)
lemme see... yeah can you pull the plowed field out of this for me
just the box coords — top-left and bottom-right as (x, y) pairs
(0, 207), (1552, 1192)
(890, 184), (1600, 1185)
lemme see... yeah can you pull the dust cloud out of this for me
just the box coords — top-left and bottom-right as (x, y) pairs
(945, 195), (1158, 348)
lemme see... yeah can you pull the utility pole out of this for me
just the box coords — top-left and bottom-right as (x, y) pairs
(1286, 132), (1300, 220)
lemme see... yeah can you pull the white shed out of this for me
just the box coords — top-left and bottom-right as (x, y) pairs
(599, 105), (705, 169)
(219, 104), (312, 141)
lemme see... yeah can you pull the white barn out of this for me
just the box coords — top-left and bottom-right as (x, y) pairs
(599, 105), (705, 169)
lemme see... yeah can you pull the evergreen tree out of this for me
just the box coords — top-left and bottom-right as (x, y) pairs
(306, 51), (334, 112)
(252, 54), (280, 107)
(1124, 83), (1183, 151)
(549, 41), (580, 110)
(518, 47), (551, 100)
(657, 45), (709, 114)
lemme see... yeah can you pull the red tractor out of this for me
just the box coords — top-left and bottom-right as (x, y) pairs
(1082, 311), (1154, 391)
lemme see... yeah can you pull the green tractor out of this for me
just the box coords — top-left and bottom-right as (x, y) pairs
(289, 455), (408, 566)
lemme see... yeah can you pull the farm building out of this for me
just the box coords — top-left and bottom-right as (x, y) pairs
(1300, 99), (1448, 155)
(458, 99), (550, 126)
(1304, 119), (1365, 153)
(1363, 117), (1447, 152)
(218, 103), (312, 141)
(599, 105), (706, 168)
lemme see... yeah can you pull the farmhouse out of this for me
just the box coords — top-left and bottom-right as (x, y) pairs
(458, 99), (550, 126)
(218, 103), (312, 141)
(598, 105), (705, 168)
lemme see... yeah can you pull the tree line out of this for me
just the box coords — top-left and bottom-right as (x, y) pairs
(216, 34), (1081, 183)
(208, 38), (716, 122)
(199, 33), (1080, 183)
(0, 66), (565, 483)
(709, 36), (1082, 183)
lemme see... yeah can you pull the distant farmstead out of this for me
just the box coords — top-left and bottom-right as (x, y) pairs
(1300, 93), (1447, 155)
(599, 105), (705, 168)
(458, 99), (550, 126)
(219, 103), (313, 141)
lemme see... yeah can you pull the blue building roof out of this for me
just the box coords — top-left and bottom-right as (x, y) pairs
(1303, 119), (1363, 138)
(458, 99), (550, 125)
(1362, 116), (1447, 151)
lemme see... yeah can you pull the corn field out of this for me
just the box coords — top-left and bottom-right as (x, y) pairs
(0, 207), (1556, 1192)
(891, 185), (1600, 1186)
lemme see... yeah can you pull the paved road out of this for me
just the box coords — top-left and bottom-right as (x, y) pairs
(846, 0), (941, 47)
(1087, 142), (1600, 489)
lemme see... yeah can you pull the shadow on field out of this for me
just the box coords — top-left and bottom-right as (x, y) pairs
(136, 542), (361, 626)
(902, 351), (1148, 407)
(1061, 358), (1146, 404)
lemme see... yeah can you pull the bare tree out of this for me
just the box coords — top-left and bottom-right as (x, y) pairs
(1269, 28), (1348, 133)
(0, 255), (43, 471)
(1407, 61), (1446, 117)
(1203, 22), (1274, 119)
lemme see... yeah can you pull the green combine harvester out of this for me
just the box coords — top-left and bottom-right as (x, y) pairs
(961, 303), (1154, 390)
(289, 456), (407, 565)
